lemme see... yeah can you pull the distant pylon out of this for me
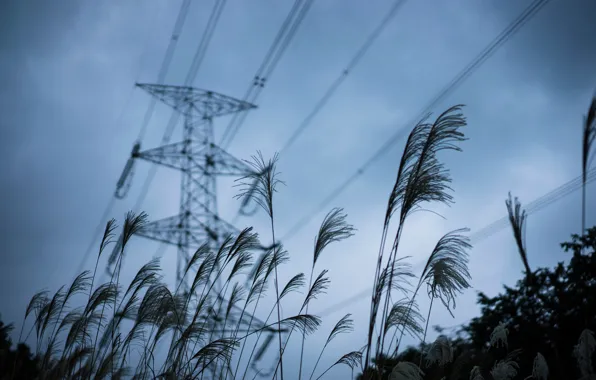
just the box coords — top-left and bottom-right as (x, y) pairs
(103, 84), (287, 377)
(108, 83), (257, 291)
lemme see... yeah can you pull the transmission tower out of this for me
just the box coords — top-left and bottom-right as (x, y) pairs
(105, 83), (285, 375)
(109, 83), (261, 288)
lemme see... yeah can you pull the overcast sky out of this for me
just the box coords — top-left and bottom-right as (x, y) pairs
(1, 0), (595, 378)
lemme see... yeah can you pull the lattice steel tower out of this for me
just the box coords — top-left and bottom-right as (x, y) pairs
(111, 83), (257, 290)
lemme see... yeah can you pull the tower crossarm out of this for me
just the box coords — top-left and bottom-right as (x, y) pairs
(135, 140), (255, 177)
(133, 140), (203, 171)
(206, 143), (254, 176)
(135, 214), (211, 249)
(190, 213), (273, 254)
(136, 83), (256, 118)
(132, 212), (254, 251)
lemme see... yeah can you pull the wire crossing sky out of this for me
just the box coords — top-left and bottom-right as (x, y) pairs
(1, 1), (595, 373)
(315, 166), (596, 319)
(279, 0), (552, 243)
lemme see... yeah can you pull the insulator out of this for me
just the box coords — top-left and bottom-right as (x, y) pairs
(239, 164), (272, 214)
(107, 234), (124, 267)
(238, 177), (259, 216)
(254, 333), (274, 362)
(251, 358), (276, 377)
(114, 142), (141, 199)
(239, 201), (259, 216)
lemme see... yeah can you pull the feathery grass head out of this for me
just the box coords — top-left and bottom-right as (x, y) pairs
(280, 273), (306, 299)
(107, 212), (148, 269)
(490, 322), (509, 349)
(316, 350), (363, 380)
(99, 218), (118, 257)
(280, 314), (321, 336)
(66, 271), (92, 299)
(490, 358), (518, 380)
(265, 244), (289, 280)
(333, 350), (363, 371)
(250, 249), (272, 284)
(583, 95), (596, 177)
(124, 258), (161, 299)
(121, 211), (148, 248)
(235, 151), (284, 218)
(325, 314), (354, 346)
(302, 269), (330, 309)
(313, 208), (355, 266)
(183, 243), (210, 279)
(226, 227), (259, 264)
(365, 105), (467, 374)
(389, 361), (424, 380)
(425, 334), (454, 366)
(386, 122), (428, 226)
(228, 241), (257, 281)
(391, 105), (467, 225)
(384, 298), (424, 340)
(380, 257), (416, 297)
(532, 352), (549, 380)
(385, 105), (467, 226)
(469, 365), (484, 380)
(420, 229), (471, 316)
(189, 252), (216, 296)
(37, 286), (65, 343)
(190, 338), (239, 372)
(574, 328), (596, 377)
(26, 290), (50, 322)
(505, 192), (531, 276)
(225, 283), (246, 320)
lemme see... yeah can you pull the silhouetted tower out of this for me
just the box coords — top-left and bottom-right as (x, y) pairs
(109, 83), (257, 291)
(106, 84), (285, 376)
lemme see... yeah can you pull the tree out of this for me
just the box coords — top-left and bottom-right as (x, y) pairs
(358, 226), (596, 379)
(464, 226), (596, 379)
(0, 317), (40, 379)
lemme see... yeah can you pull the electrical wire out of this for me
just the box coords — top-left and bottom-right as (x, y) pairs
(279, 0), (551, 243)
(68, 1), (190, 281)
(130, 0), (228, 219)
(93, 0), (229, 285)
(219, 0), (315, 150)
(316, 167), (596, 319)
(221, 0), (409, 152)
(228, 0), (409, 223)
(136, 0), (193, 142)
(72, 0), (204, 281)
(277, 0), (409, 155)
(470, 166), (596, 242)
(219, 0), (313, 149)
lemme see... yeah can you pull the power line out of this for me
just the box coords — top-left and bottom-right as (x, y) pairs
(73, 0), (214, 279)
(228, 0), (409, 225)
(93, 0), (229, 286)
(279, 0), (551, 243)
(129, 0), (228, 215)
(277, 0), (409, 155)
(71, 1), (192, 280)
(219, 0), (315, 149)
(219, 0), (314, 149)
(316, 167), (596, 318)
(470, 167), (596, 242)
(136, 0), (193, 142)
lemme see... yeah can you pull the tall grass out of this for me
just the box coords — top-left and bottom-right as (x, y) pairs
(582, 95), (595, 240)
(11, 99), (596, 379)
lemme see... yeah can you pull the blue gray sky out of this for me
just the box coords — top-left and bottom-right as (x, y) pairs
(1, 0), (595, 377)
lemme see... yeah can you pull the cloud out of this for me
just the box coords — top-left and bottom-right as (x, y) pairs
(1, 0), (595, 377)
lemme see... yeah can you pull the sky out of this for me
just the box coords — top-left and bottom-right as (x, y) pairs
(1, 0), (595, 378)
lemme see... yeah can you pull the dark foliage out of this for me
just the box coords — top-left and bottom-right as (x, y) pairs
(359, 226), (596, 379)
(464, 226), (596, 379)
(0, 318), (40, 379)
